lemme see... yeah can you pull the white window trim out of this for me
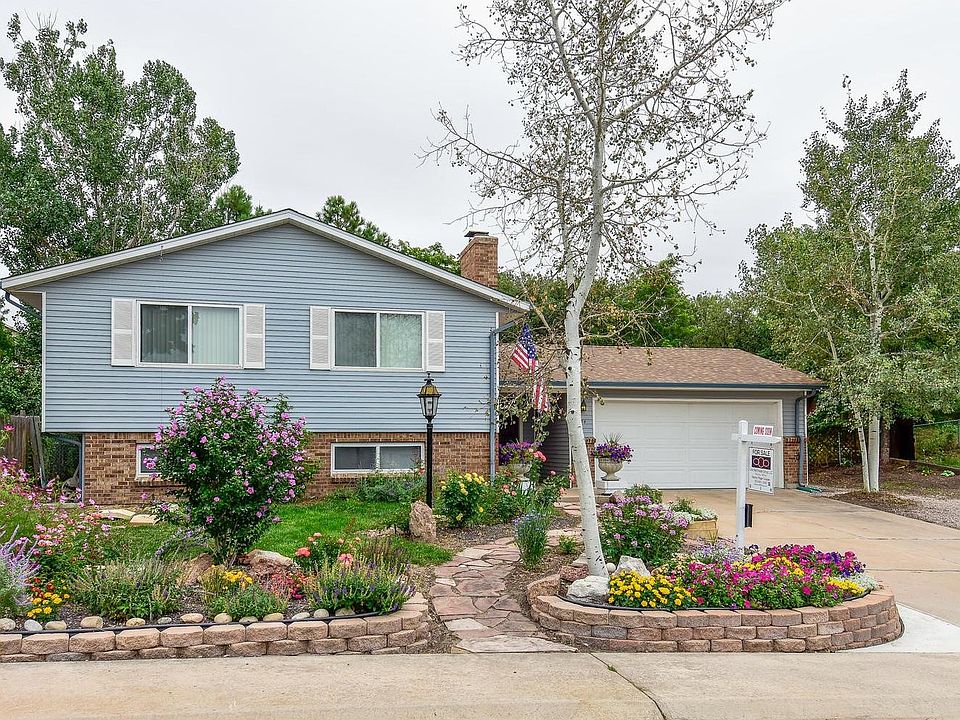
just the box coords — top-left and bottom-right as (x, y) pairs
(135, 300), (244, 369)
(331, 309), (426, 372)
(330, 442), (425, 475)
(135, 443), (159, 477)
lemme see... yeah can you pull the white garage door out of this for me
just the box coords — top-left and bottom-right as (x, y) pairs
(593, 399), (782, 489)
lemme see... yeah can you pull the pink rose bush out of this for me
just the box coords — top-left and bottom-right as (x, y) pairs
(152, 378), (309, 563)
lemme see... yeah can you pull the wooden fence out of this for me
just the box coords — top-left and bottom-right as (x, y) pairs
(1, 415), (44, 482)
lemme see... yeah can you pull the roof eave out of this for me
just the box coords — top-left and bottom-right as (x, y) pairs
(0, 210), (531, 312)
(542, 381), (825, 391)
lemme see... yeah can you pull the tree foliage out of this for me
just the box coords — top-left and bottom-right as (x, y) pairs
(745, 72), (960, 490)
(0, 307), (41, 417)
(687, 289), (780, 361)
(0, 15), (240, 274)
(319, 195), (460, 273)
(204, 185), (269, 227)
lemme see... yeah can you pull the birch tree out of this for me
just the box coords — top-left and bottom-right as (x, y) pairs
(746, 73), (960, 492)
(429, 0), (783, 575)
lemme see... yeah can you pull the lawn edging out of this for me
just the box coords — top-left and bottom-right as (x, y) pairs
(0, 601), (430, 663)
(526, 574), (902, 652)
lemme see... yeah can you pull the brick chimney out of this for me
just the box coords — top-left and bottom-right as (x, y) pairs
(459, 229), (499, 288)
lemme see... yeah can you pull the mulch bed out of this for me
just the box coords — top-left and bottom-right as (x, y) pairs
(812, 463), (960, 529)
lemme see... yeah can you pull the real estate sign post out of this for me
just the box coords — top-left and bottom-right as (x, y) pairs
(732, 421), (782, 549)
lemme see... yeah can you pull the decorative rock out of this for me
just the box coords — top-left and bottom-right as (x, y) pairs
(334, 607), (355, 617)
(605, 562), (616, 573)
(0, 618), (16, 631)
(181, 552), (214, 585)
(244, 622), (287, 642)
(180, 613), (204, 624)
(23, 619), (42, 632)
(313, 609), (330, 619)
(100, 508), (136, 520)
(44, 620), (67, 631)
(115, 628), (160, 651)
(238, 549), (293, 581)
(125, 618), (146, 627)
(80, 616), (104, 629)
(408, 500), (437, 542)
(157, 617), (174, 625)
(263, 612), (285, 622)
(239, 616), (258, 624)
(129, 514), (158, 525)
(213, 613), (233, 624)
(567, 575), (610, 603)
(70, 631), (115, 653)
(615, 555), (650, 576)
(291, 612), (311, 621)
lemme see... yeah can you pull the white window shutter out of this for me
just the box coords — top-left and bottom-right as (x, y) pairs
(243, 304), (266, 369)
(425, 311), (445, 372)
(111, 298), (136, 366)
(310, 306), (332, 370)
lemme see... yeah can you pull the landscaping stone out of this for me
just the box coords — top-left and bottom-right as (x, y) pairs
(239, 549), (293, 580)
(455, 635), (576, 653)
(156, 617), (174, 625)
(22, 633), (69, 655)
(239, 616), (258, 624)
(566, 575), (610, 603)
(23, 619), (42, 632)
(79, 616), (104, 629)
(307, 638), (348, 654)
(204, 625), (245, 645)
(138, 646), (178, 659)
(224, 642), (266, 657)
(70, 632), (115, 653)
(268, 639), (308, 655)
(262, 613), (285, 622)
(347, 635), (387, 652)
(92, 650), (138, 661)
(47, 652), (89, 661)
(180, 612), (204, 624)
(334, 607), (356, 617)
(615, 555), (650, 576)
(366, 615), (403, 635)
(129, 514), (157, 525)
(245, 622), (287, 642)
(213, 613), (232, 624)
(180, 644), (225, 659)
(328, 619), (367, 639)
(288, 621), (329, 641)
(44, 620), (67, 631)
(161, 626), (204, 647)
(0, 635), (22, 654)
(116, 629), (160, 651)
(312, 609), (330, 619)
(0, 618), (14, 631)
(291, 612), (311, 621)
(125, 618), (146, 627)
(409, 500), (437, 542)
(181, 552), (214, 585)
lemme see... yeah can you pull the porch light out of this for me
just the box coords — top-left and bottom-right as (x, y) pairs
(417, 374), (442, 506)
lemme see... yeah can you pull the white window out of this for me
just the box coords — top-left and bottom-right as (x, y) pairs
(331, 443), (424, 473)
(136, 444), (159, 476)
(333, 310), (423, 369)
(139, 302), (241, 367)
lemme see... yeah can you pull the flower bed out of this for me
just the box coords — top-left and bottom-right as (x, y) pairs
(0, 596), (431, 662)
(527, 574), (901, 652)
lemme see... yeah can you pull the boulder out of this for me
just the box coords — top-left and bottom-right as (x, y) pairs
(313, 609), (330, 619)
(559, 564), (589, 583)
(408, 501), (436, 542)
(44, 620), (67, 631)
(24, 619), (42, 632)
(80, 616), (104, 629)
(129, 514), (158, 525)
(334, 607), (355, 617)
(566, 575), (610, 603)
(239, 549), (294, 580)
(181, 552), (214, 585)
(126, 617), (146, 627)
(291, 612), (311, 621)
(213, 613), (232, 624)
(0, 618), (16, 631)
(615, 555), (651, 576)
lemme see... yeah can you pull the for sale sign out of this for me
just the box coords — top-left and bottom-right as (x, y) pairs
(752, 424), (775, 437)
(748, 446), (774, 494)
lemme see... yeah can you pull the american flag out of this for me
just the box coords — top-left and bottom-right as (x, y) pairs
(511, 324), (549, 412)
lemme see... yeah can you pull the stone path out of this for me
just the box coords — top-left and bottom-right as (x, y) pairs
(429, 536), (576, 653)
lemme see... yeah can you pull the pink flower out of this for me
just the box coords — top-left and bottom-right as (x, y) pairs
(246, 487), (255, 495)
(200, 436), (208, 444)
(295, 547), (310, 557)
(222, 432), (231, 439)
(213, 496), (220, 503)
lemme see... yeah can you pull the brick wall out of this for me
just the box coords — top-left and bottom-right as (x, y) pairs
(458, 233), (498, 288)
(783, 436), (806, 487)
(82, 431), (489, 506)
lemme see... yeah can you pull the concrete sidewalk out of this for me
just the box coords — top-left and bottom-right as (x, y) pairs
(662, 488), (960, 625)
(2, 653), (959, 720)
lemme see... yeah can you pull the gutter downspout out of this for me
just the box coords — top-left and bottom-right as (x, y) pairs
(489, 317), (521, 481)
(4, 290), (40, 319)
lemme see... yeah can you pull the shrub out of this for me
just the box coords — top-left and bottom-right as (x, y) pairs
(607, 571), (694, 609)
(356, 470), (425, 504)
(205, 582), (289, 619)
(556, 535), (579, 555)
(598, 495), (687, 566)
(0, 530), (37, 615)
(152, 379), (309, 564)
(302, 557), (414, 614)
(71, 557), (186, 621)
(514, 511), (549, 568)
(485, 474), (532, 523)
(623, 484), (663, 503)
(670, 497), (716, 521)
(437, 471), (488, 527)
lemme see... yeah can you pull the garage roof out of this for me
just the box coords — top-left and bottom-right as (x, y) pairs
(501, 345), (822, 389)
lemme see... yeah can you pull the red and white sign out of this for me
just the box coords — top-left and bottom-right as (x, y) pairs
(752, 424), (775, 437)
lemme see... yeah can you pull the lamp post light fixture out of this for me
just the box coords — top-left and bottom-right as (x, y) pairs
(417, 373), (442, 507)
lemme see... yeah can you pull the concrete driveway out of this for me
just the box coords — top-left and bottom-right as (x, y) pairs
(662, 488), (960, 625)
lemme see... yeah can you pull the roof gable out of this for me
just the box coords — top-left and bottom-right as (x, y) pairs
(0, 209), (528, 311)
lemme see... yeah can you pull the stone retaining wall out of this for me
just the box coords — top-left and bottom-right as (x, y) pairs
(0, 605), (430, 663)
(526, 575), (901, 652)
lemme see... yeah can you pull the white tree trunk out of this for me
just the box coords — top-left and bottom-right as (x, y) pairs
(867, 413), (881, 492)
(856, 424), (870, 492)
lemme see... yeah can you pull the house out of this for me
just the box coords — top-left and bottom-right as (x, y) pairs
(0, 210), (527, 505)
(502, 345), (823, 491)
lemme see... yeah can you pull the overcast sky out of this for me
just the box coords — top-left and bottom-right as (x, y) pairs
(1, 1), (958, 293)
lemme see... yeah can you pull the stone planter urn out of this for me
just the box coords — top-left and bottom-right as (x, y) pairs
(685, 518), (719, 542)
(507, 462), (533, 491)
(597, 459), (624, 482)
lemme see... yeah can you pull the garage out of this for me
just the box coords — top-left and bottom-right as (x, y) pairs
(592, 398), (782, 489)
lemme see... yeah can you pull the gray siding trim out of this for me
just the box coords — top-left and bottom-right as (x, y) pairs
(40, 225), (500, 434)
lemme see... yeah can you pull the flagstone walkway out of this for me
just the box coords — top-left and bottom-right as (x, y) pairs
(429, 528), (581, 653)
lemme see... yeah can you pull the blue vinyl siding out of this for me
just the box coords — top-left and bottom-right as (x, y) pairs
(38, 225), (500, 433)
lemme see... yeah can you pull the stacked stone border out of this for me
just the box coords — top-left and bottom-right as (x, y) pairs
(0, 604), (429, 663)
(526, 575), (902, 652)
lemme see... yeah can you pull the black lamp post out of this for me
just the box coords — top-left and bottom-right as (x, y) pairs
(417, 373), (442, 507)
